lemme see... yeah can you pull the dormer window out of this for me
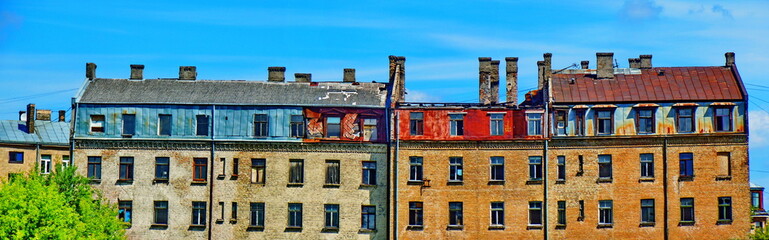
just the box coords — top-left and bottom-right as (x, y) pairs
(676, 108), (695, 133)
(90, 115), (105, 133)
(527, 113), (542, 136)
(326, 117), (341, 138)
(253, 114), (269, 137)
(635, 109), (655, 134)
(714, 107), (733, 132)
(554, 110), (567, 136)
(595, 110), (614, 135)
(449, 114), (464, 136)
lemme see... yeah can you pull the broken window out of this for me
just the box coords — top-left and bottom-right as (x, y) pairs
(595, 110), (613, 135)
(363, 118), (378, 141)
(555, 110), (567, 136)
(714, 107), (733, 132)
(251, 159), (266, 184)
(409, 112), (424, 136)
(450, 114), (464, 136)
(90, 115), (105, 133)
(574, 110), (586, 136)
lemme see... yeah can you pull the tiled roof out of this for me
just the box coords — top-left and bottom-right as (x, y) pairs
(78, 78), (389, 107)
(0, 120), (69, 146)
(551, 67), (744, 103)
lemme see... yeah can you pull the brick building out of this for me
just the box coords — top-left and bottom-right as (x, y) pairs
(0, 104), (69, 180)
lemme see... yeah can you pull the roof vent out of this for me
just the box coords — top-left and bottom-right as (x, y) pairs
(570, 78), (576, 84)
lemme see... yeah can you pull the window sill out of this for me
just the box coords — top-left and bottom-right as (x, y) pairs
(596, 178), (613, 183)
(527, 225), (543, 230)
(250, 182), (265, 186)
(121, 222), (132, 229)
(488, 225), (505, 230)
(216, 174), (226, 180)
(716, 220), (733, 225)
(116, 179), (133, 185)
(150, 224), (168, 229)
(597, 223), (613, 229)
(640, 222), (655, 227)
(359, 184), (377, 188)
(8, 161), (23, 164)
(323, 184), (341, 188)
(447, 181), (463, 185)
(639, 177), (655, 183)
(576, 171), (584, 176)
(229, 219), (237, 224)
(246, 226), (264, 232)
(284, 226), (302, 232)
(488, 180), (505, 185)
(188, 224), (206, 230)
(153, 179), (169, 184)
(406, 225), (423, 231)
(679, 176), (694, 182)
(526, 180), (543, 185)
(555, 179), (566, 184)
(358, 228), (377, 234)
(89, 179), (102, 184)
(321, 227), (339, 233)
(121, 134), (133, 138)
(191, 181), (208, 186)
(215, 219), (224, 224)
(715, 176), (732, 181)
(230, 174), (239, 180)
(446, 225), (464, 230)
(287, 183), (303, 188)
(555, 224), (566, 229)
(678, 221), (695, 226)
(407, 180), (424, 186)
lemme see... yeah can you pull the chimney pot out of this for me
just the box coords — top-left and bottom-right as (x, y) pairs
(295, 73), (312, 83)
(639, 55), (652, 69)
(86, 63), (97, 80)
(725, 52), (735, 67)
(628, 58), (641, 68)
(268, 67), (286, 82)
(179, 66), (197, 80)
(130, 64), (144, 80)
(343, 68), (356, 82)
(596, 52), (615, 79)
(58, 110), (66, 122)
(580, 61), (590, 69)
(26, 104), (35, 134)
(505, 57), (519, 105)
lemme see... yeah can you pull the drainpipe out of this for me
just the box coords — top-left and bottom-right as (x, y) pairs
(70, 97), (77, 169)
(393, 112), (400, 240)
(663, 137), (669, 240)
(543, 77), (551, 240)
(207, 105), (216, 240)
(35, 143), (40, 172)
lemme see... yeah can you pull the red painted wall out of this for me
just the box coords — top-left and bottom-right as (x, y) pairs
(396, 108), (541, 141)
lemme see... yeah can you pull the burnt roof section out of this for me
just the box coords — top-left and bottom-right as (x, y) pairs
(551, 67), (745, 104)
(78, 78), (388, 107)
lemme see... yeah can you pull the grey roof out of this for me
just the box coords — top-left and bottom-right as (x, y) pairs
(0, 120), (69, 146)
(78, 78), (389, 107)
(752, 182), (764, 190)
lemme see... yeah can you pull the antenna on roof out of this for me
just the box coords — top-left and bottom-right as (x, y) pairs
(613, 58), (619, 68)
(552, 63), (578, 74)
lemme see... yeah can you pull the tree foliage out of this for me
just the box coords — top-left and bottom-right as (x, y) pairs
(0, 166), (125, 239)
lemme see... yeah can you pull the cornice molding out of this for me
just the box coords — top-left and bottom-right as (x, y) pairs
(74, 139), (386, 153)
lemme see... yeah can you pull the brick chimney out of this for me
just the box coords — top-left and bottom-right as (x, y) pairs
(478, 57), (492, 104)
(130, 64), (144, 80)
(58, 110), (66, 122)
(543, 53), (552, 83)
(628, 58), (641, 68)
(490, 60), (500, 104)
(26, 104), (35, 134)
(179, 66), (196, 80)
(343, 68), (356, 82)
(639, 55), (652, 69)
(295, 73), (312, 83)
(725, 52), (735, 67)
(268, 67), (286, 82)
(537, 61), (546, 89)
(389, 56), (407, 102)
(36, 110), (51, 121)
(580, 61), (589, 69)
(597, 52), (614, 79)
(505, 57), (518, 105)
(86, 63), (97, 80)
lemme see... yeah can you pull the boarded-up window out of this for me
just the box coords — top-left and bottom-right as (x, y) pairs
(90, 115), (105, 133)
(158, 114), (172, 136)
(251, 159), (265, 184)
(718, 152), (731, 176)
(363, 119), (378, 141)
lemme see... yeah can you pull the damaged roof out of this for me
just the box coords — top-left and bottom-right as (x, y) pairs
(77, 78), (389, 107)
(551, 67), (745, 104)
(0, 120), (69, 146)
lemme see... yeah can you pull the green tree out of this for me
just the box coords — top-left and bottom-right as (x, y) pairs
(0, 166), (125, 239)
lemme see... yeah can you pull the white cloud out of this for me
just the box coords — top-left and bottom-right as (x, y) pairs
(619, 0), (663, 21)
(405, 89), (441, 102)
(749, 110), (769, 148)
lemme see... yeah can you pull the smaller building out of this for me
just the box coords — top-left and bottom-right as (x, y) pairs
(752, 182), (768, 230)
(0, 104), (70, 180)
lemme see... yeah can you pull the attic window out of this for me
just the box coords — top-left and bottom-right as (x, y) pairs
(326, 117), (341, 138)
(90, 115), (105, 133)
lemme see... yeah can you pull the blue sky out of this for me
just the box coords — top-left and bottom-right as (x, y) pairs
(2, 0), (769, 194)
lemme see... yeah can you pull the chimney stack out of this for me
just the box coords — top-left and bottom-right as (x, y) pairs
(628, 58), (641, 68)
(58, 110), (66, 122)
(86, 63), (97, 80)
(537, 61), (546, 89)
(179, 66), (196, 80)
(478, 57), (492, 104)
(36, 110), (51, 121)
(490, 60), (500, 104)
(26, 104), (35, 134)
(725, 52), (735, 67)
(343, 68), (356, 82)
(596, 52), (614, 79)
(295, 73), (312, 83)
(389, 56), (407, 102)
(130, 64), (144, 80)
(505, 57), (519, 105)
(580, 61), (590, 69)
(543, 53), (552, 83)
(268, 67), (286, 82)
(639, 55), (652, 69)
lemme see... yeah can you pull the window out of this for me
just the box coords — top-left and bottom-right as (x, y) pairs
(361, 206), (376, 230)
(8, 152), (23, 164)
(231, 202), (238, 220)
(449, 202), (463, 227)
(598, 155), (612, 179)
(599, 200), (613, 225)
(595, 110), (613, 134)
(640, 153), (654, 178)
(326, 117), (341, 138)
(193, 158), (207, 182)
(449, 157), (463, 182)
(254, 114), (269, 137)
(251, 159), (265, 184)
(250, 202), (265, 227)
(641, 199), (655, 224)
(363, 118), (378, 141)
(578, 155), (585, 175)
(575, 110), (586, 136)
(529, 201), (543, 225)
(409, 202), (423, 226)
(409, 157), (423, 181)
(325, 160), (340, 185)
(288, 203), (302, 228)
(220, 158), (226, 176)
(555, 110), (567, 136)
(87, 156), (102, 180)
(714, 107), (733, 132)
(490, 113), (504, 136)
(119, 157), (134, 181)
(753, 192), (762, 209)
(717, 152), (731, 177)
(290, 115), (305, 138)
(557, 201), (566, 225)
(154, 201), (168, 225)
(680, 198), (695, 223)
(232, 158), (239, 176)
(40, 155), (51, 174)
(676, 108), (695, 132)
(527, 113), (542, 135)
(62, 155), (70, 168)
(155, 157), (170, 181)
(218, 202), (225, 221)
(578, 200), (585, 221)
(90, 115), (105, 133)
(158, 114), (171, 136)
(409, 112), (424, 136)
(490, 157), (504, 181)
(529, 156), (542, 181)
(362, 161), (376, 185)
(196, 115), (209, 136)
(719, 197), (732, 222)
(118, 201), (132, 224)
(289, 159), (304, 184)
(557, 156), (566, 181)
(491, 202), (504, 226)
(324, 204), (339, 229)
(679, 153), (694, 178)
(449, 114), (464, 136)
(122, 114), (135, 135)
(192, 201), (207, 226)
(636, 109), (655, 133)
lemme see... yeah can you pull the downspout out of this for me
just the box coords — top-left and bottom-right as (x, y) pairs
(384, 86), (393, 240)
(392, 63), (402, 240)
(663, 137), (669, 240)
(70, 98), (77, 168)
(207, 105), (216, 240)
(35, 144), (40, 171)
(543, 77), (551, 240)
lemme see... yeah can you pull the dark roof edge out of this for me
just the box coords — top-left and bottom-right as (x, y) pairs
(552, 99), (746, 105)
(76, 102), (386, 108)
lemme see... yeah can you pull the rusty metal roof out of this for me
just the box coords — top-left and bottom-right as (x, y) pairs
(551, 67), (745, 103)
